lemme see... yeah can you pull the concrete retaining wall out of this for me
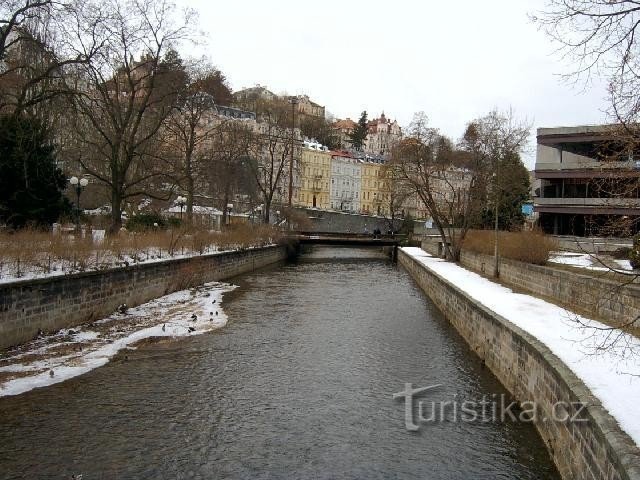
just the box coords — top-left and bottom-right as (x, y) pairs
(399, 249), (640, 480)
(0, 245), (287, 350)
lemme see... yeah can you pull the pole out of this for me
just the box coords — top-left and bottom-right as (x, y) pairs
(288, 97), (297, 209)
(75, 185), (81, 233)
(493, 161), (500, 278)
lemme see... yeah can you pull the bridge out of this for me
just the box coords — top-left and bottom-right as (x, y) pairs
(287, 232), (405, 260)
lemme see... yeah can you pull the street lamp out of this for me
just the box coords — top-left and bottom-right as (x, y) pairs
(69, 176), (89, 232)
(287, 96), (298, 209)
(176, 195), (186, 221)
(226, 203), (233, 226)
(256, 205), (262, 224)
(275, 210), (280, 225)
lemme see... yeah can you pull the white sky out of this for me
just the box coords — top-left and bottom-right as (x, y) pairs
(176, 0), (610, 167)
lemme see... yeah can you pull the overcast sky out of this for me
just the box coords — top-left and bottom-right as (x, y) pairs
(176, 0), (610, 167)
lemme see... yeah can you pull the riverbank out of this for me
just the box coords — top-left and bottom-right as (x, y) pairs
(0, 282), (235, 397)
(0, 244), (288, 350)
(399, 247), (640, 480)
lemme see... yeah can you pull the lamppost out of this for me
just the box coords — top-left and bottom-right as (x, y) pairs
(256, 205), (262, 224)
(275, 210), (280, 226)
(176, 195), (186, 221)
(226, 203), (233, 226)
(287, 96), (298, 209)
(69, 176), (89, 232)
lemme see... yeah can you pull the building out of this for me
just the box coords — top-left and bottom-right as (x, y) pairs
(535, 125), (640, 236)
(294, 94), (325, 119)
(360, 160), (385, 215)
(332, 118), (358, 149)
(232, 85), (278, 105)
(214, 105), (256, 121)
(364, 112), (402, 156)
(330, 151), (362, 212)
(296, 141), (331, 209)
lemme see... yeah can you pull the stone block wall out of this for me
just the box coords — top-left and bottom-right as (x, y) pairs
(458, 250), (640, 326)
(399, 249), (640, 480)
(0, 246), (287, 350)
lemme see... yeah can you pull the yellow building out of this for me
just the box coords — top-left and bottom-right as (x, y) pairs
(360, 161), (385, 215)
(296, 142), (331, 209)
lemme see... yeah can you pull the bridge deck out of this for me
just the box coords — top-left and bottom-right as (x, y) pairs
(290, 234), (401, 247)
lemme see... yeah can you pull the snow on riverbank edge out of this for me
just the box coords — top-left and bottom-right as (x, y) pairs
(401, 246), (640, 447)
(0, 282), (236, 397)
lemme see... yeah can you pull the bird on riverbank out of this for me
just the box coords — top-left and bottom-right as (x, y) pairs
(212, 299), (216, 305)
(49, 369), (54, 378)
(191, 313), (198, 322)
(162, 324), (166, 332)
(188, 326), (196, 333)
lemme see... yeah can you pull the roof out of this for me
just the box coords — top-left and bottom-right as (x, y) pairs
(330, 150), (354, 159)
(333, 118), (357, 129)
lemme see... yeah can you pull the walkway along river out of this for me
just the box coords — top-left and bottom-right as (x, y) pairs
(0, 247), (560, 479)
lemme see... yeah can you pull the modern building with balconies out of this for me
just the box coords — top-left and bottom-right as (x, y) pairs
(534, 125), (640, 236)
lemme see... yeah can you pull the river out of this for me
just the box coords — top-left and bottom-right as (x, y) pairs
(0, 247), (559, 479)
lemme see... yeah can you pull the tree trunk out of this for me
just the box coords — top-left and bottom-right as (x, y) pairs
(263, 197), (271, 224)
(109, 190), (123, 234)
(186, 173), (194, 225)
(222, 192), (229, 229)
(185, 150), (194, 225)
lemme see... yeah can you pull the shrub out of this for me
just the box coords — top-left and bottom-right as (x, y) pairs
(630, 235), (640, 270)
(611, 246), (632, 260)
(166, 217), (182, 229)
(125, 213), (166, 231)
(0, 223), (283, 280)
(462, 229), (558, 265)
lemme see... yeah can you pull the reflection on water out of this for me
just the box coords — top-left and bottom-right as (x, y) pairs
(0, 247), (559, 479)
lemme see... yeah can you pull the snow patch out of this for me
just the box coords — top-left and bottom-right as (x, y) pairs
(0, 282), (236, 397)
(402, 247), (640, 447)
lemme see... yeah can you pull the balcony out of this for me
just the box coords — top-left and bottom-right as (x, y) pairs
(534, 196), (640, 215)
(535, 197), (640, 207)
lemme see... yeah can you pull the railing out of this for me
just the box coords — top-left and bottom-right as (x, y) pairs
(535, 197), (640, 207)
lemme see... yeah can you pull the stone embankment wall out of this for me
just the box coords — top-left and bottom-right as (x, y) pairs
(399, 249), (640, 480)
(421, 240), (639, 326)
(0, 245), (287, 350)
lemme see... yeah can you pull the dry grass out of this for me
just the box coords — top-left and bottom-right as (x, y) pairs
(462, 229), (558, 265)
(0, 224), (282, 281)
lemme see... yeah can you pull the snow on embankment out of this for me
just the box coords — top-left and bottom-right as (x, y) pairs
(401, 246), (640, 447)
(0, 282), (236, 397)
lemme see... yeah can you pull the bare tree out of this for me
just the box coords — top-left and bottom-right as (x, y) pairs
(391, 112), (478, 260)
(378, 163), (414, 231)
(199, 118), (254, 226)
(391, 110), (529, 261)
(163, 61), (229, 223)
(460, 109), (531, 274)
(248, 101), (298, 224)
(0, 0), (102, 118)
(65, 0), (195, 233)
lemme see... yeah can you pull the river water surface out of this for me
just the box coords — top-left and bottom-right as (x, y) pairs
(0, 247), (559, 479)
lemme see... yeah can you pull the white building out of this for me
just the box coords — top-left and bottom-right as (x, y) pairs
(330, 152), (362, 212)
(365, 113), (402, 156)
